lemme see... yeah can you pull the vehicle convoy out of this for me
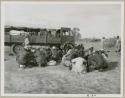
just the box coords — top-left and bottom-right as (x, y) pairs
(5, 26), (75, 54)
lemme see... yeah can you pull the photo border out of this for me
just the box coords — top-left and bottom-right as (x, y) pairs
(0, 0), (124, 97)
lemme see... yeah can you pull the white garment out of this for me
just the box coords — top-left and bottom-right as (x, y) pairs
(61, 55), (71, 67)
(101, 38), (104, 50)
(24, 38), (29, 46)
(47, 60), (57, 66)
(24, 38), (30, 50)
(71, 57), (87, 74)
(102, 53), (109, 61)
(116, 39), (121, 51)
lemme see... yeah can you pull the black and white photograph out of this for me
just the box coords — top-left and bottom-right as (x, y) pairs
(0, 1), (124, 97)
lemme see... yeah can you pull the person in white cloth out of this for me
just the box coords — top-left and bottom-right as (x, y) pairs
(24, 35), (30, 50)
(71, 57), (87, 74)
(61, 47), (78, 68)
(115, 36), (121, 52)
(61, 49), (73, 67)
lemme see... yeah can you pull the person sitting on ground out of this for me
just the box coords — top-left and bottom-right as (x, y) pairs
(76, 44), (85, 57)
(61, 46), (78, 68)
(51, 46), (60, 62)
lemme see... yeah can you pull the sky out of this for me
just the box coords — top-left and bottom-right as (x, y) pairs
(3, 2), (123, 38)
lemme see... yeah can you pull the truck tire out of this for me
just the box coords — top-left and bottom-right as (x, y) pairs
(12, 44), (24, 54)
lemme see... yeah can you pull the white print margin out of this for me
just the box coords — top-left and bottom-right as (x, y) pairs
(1, 1), (124, 97)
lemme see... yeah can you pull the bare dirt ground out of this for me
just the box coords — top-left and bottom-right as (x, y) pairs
(4, 42), (121, 94)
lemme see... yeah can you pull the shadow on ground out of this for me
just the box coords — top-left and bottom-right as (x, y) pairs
(104, 61), (118, 71)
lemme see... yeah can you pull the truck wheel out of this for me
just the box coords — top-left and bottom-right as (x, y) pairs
(12, 44), (24, 54)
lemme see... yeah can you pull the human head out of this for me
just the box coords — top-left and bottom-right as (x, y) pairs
(102, 37), (105, 39)
(116, 36), (119, 39)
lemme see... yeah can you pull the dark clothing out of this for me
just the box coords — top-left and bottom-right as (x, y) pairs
(34, 49), (47, 67)
(51, 49), (60, 62)
(87, 52), (108, 72)
(16, 49), (36, 68)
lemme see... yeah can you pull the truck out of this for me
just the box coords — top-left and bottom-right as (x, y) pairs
(5, 26), (75, 54)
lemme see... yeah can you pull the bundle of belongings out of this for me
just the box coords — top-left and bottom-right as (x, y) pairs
(47, 60), (57, 66)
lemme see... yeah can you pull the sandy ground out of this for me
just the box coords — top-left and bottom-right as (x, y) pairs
(4, 43), (121, 94)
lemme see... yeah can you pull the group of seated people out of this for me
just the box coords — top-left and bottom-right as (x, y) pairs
(16, 43), (109, 74)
